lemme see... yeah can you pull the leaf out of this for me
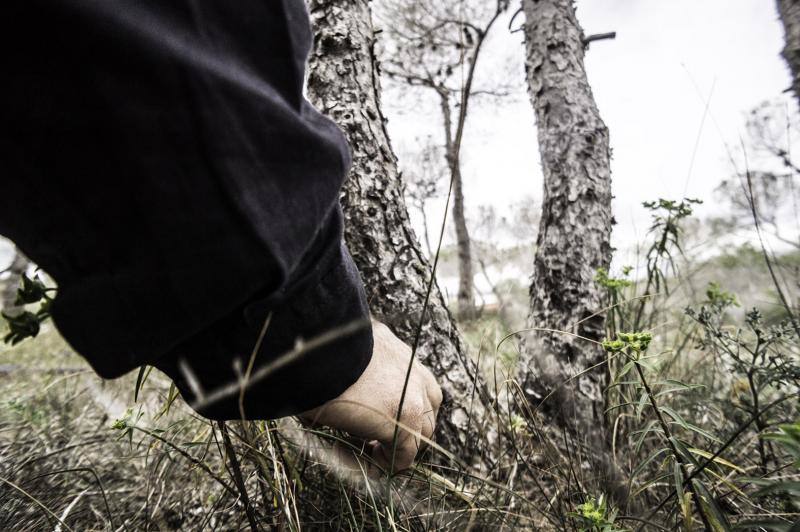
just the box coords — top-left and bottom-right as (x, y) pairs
(693, 478), (732, 532)
(752, 481), (800, 498)
(660, 406), (722, 443)
(733, 519), (797, 532)
(703, 467), (747, 498)
(134, 366), (153, 403)
(156, 383), (180, 419)
(616, 360), (635, 381)
(673, 461), (692, 531)
(632, 446), (670, 479)
(635, 358), (658, 373)
(633, 420), (661, 453)
(635, 388), (649, 419)
(672, 438), (704, 470)
(654, 380), (705, 397)
(630, 472), (673, 498)
(687, 448), (746, 474)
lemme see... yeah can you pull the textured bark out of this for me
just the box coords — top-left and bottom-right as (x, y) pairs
(519, 0), (613, 438)
(306, 0), (491, 467)
(1, 250), (29, 318)
(778, 0), (800, 106)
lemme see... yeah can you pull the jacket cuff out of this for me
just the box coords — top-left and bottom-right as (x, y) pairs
(153, 241), (373, 420)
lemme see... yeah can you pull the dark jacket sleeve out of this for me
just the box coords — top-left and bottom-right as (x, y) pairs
(1, 0), (373, 419)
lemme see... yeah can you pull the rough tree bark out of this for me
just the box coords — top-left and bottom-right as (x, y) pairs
(306, 0), (491, 467)
(778, 0), (800, 106)
(519, 0), (613, 442)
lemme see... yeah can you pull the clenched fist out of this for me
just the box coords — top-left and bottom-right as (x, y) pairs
(300, 320), (442, 474)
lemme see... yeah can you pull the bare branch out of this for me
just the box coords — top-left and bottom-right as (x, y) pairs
(582, 31), (617, 48)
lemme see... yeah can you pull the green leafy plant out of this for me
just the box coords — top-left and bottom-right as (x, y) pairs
(595, 266), (633, 337)
(568, 494), (626, 531)
(735, 423), (800, 531)
(687, 300), (800, 473)
(603, 331), (723, 530)
(634, 198), (702, 330)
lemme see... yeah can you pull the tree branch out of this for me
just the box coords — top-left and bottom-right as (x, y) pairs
(582, 31), (617, 48)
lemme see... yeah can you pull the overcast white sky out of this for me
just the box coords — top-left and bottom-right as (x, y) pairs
(384, 0), (796, 268)
(0, 1), (793, 276)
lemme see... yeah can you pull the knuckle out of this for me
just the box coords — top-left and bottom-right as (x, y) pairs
(421, 411), (436, 439)
(399, 397), (425, 424)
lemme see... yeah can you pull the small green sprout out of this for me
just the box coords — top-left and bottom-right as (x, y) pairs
(705, 281), (738, 309)
(509, 414), (528, 435)
(111, 408), (134, 431)
(595, 267), (633, 290)
(111, 408), (140, 446)
(569, 494), (624, 531)
(601, 339), (625, 353)
(602, 332), (652, 355)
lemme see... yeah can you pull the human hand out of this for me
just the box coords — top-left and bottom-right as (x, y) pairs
(300, 320), (442, 474)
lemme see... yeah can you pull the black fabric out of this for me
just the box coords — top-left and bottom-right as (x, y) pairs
(1, 0), (373, 419)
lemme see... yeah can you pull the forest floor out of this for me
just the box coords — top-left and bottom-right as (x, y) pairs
(1, 243), (799, 530)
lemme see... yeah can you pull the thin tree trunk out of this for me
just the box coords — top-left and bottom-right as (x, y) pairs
(306, 0), (491, 467)
(452, 164), (475, 319)
(519, 0), (613, 449)
(446, 9), (506, 322)
(778, 0), (800, 106)
(438, 89), (476, 320)
(419, 203), (434, 258)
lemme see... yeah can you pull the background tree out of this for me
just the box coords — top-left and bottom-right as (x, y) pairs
(377, 0), (510, 320)
(713, 100), (800, 248)
(778, 0), (800, 106)
(401, 138), (447, 258)
(470, 201), (539, 329)
(306, 0), (492, 467)
(518, 0), (614, 450)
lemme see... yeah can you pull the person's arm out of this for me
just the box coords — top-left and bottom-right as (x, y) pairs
(2, 0), (439, 471)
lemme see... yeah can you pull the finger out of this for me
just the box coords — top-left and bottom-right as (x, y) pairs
(427, 380), (443, 416)
(371, 427), (421, 473)
(301, 399), (395, 444)
(372, 398), (426, 474)
(420, 398), (436, 442)
(331, 439), (396, 482)
(416, 363), (442, 412)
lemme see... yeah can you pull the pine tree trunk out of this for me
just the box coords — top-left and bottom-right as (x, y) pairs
(519, 0), (613, 442)
(306, 0), (491, 467)
(778, 0), (800, 106)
